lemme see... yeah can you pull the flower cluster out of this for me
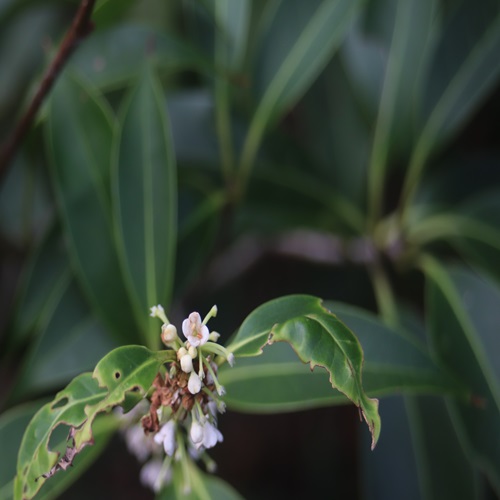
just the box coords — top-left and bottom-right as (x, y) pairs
(122, 304), (233, 493)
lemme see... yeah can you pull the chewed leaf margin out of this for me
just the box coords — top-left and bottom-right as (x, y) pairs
(226, 294), (381, 448)
(14, 346), (172, 500)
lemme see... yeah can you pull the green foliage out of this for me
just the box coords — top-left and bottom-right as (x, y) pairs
(14, 346), (170, 500)
(227, 295), (381, 447)
(1, 0), (500, 498)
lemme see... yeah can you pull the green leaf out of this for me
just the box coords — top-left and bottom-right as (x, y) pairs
(0, 401), (46, 500)
(401, 2), (500, 207)
(454, 191), (500, 285)
(406, 395), (481, 500)
(363, 0), (436, 222)
(213, 0), (250, 70)
(72, 346), (169, 451)
(1, 401), (115, 500)
(5, 226), (68, 352)
(69, 24), (211, 91)
(46, 72), (138, 343)
(239, 0), (363, 179)
(113, 68), (176, 347)
(220, 302), (461, 412)
(253, 0), (362, 125)
(11, 278), (118, 401)
(13, 374), (107, 500)
(225, 295), (381, 448)
(14, 346), (169, 500)
(424, 259), (500, 495)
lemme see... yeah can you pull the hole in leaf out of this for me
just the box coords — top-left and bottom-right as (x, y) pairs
(114, 371), (121, 380)
(51, 397), (68, 409)
(23, 465), (28, 476)
(130, 386), (140, 392)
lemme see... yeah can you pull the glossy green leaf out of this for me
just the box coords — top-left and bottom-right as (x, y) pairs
(401, 2), (500, 205)
(11, 278), (118, 401)
(46, 72), (138, 343)
(14, 346), (170, 499)
(213, 0), (250, 70)
(225, 295), (381, 448)
(406, 395), (481, 500)
(69, 25), (211, 91)
(239, 0), (363, 178)
(253, 0), (362, 124)
(363, 0), (436, 221)
(421, 2), (500, 147)
(72, 346), (170, 451)
(5, 226), (68, 351)
(425, 260), (500, 494)
(454, 191), (500, 285)
(113, 69), (176, 348)
(221, 301), (461, 412)
(0, 401), (45, 500)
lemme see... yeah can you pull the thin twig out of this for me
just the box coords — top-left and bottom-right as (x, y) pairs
(0, 0), (97, 183)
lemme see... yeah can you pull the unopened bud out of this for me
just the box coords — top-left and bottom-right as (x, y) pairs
(209, 331), (220, 342)
(180, 354), (193, 373)
(188, 346), (197, 359)
(188, 371), (202, 394)
(177, 347), (187, 360)
(161, 324), (178, 345)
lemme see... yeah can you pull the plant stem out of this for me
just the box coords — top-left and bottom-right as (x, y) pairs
(0, 0), (97, 184)
(370, 263), (398, 327)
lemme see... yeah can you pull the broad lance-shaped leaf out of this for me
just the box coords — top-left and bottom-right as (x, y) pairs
(424, 260), (500, 494)
(14, 346), (170, 500)
(220, 302), (462, 413)
(46, 72), (139, 343)
(226, 295), (381, 448)
(113, 67), (177, 348)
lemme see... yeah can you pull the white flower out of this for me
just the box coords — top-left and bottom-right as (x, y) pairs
(182, 312), (209, 347)
(180, 354), (193, 373)
(140, 458), (172, 492)
(189, 419), (223, 450)
(188, 371), (202, 394)
(154, 420), (176, 456)
(190, 420), (204, 447)
(202, 421), (223, 449)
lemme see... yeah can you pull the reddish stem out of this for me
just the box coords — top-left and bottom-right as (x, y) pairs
(0, 0), (97, 183)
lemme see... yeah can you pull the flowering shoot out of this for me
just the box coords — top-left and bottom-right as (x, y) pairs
(121, 305), (233, 493)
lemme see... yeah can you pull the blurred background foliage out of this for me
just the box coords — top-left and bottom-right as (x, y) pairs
(1, 0), (500, 498)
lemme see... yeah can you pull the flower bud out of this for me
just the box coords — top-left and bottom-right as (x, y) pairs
(161, 324), (178, 345)
(188, 371), (202, 394)
(208, 331), (220, 342)
(180, 354), (193, 373)
(177, 347), (187, 360)
(188, 346), (197, 359)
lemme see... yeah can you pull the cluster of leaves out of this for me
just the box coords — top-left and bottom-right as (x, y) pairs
(1, 0), (500, 498)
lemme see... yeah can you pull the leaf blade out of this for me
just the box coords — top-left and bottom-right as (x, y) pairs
(113, 68), (177, 348)
(226, 294), (381, 448)
(46, 72), (138, 343)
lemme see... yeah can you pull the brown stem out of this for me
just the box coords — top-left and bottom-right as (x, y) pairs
(0, 0), (97, 183)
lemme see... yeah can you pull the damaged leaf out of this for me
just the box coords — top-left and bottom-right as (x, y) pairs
(14, 346), (170, 500)
(226, 295), (381, 448)
(13, 373), (106, 500)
